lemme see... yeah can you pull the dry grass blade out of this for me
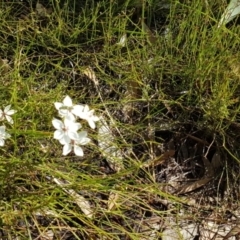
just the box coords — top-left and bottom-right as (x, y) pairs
(107, 191), (119, 211)
(82, 66), (99, 85)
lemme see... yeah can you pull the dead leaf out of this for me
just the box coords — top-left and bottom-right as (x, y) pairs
(223, 223), (240, 239)
(141, 18), (157, 44)
(161, 227), (179, 240)
(36, 2), (52, 17)
(179, 141), (189, 160)
(116, 34), (127, 47)
(143, 150), (175, 168)
(108, 191), (119, 211)
(122, 79), (141, 121)
(98, 116), (124, 172)
(176, 177), (213, 194)
(68, 189), (93, 217)
(218, 0), (240, 27)
(199, 221), (234, 239)
(229, 59), (240, 78)
(186, 134), (209, 145)
(0, 58), (10, 74)
(202, 156), (214, 177)
(53, 177), (93, 218)
(82, 66), (99, 85)
(36, 2), (47, 16)
(35, 208), (59, 217)
(39, 230), (54, 240)
(38, 141), (50, 153)
(162, 222), (198, 240)
(211, 151), (223, 170)
(137, 216), (162, 240)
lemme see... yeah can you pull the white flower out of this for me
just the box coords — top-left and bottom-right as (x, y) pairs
(0, 126), (10, 146)
(52, 118), (81, 145)
(62, 131), (90, 156)
(54, 95), (84, 121)
(74, 105), (99, 129)
(0, 105), (17, 124)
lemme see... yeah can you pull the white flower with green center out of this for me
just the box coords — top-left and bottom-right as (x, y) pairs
(54, 95), (84, 121)
(62, 131), (90, 156)
(0, 105), (17, 124)
(0, 126), (10, 146)
(52, 118), (81, 145)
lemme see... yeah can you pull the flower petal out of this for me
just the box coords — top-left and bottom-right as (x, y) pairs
(52, 118), (64, 130)
(88, 119), (96, 129)
(63, 143), (72, 155)
(54, 102), (63, 110)
(72, 104), (84, 116)
(63, 95), (73, 107)
(84, 105), (90, 112)
(68, 131), (79, 140)
(93, 115), (99, 121)
(74, 145), (84, 156)
(64, 118), (81, 132)
(53, 130), (64, 140)
(81, 137), (91, 145)
(64, 112), (76, 122)
(6, 109), (16, 115)
(4, 105), (11, 112)
(0, 109), (3, 120)
(78, 131), (87, 139)
(0, 126), (6, 133)
(5, 115), (13, 124)
(60, 135), (71, 145)
(0, 139), (5, 146)
(77, 131), (91, 145)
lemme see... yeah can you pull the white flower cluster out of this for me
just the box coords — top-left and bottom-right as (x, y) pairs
(52, 96), (99, 156)
(0, 105), (16, 146)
